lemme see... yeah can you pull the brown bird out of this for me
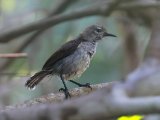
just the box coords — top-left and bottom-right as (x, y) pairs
(25, 25), (116, 98)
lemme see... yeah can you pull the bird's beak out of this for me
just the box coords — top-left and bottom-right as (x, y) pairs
(103, 32), (116, 37)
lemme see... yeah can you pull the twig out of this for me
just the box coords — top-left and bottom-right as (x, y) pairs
(0, 39), (33, 73)
(0, 53), (27, 58)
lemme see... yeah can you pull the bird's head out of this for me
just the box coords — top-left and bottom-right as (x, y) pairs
(81, 25), (116, 42)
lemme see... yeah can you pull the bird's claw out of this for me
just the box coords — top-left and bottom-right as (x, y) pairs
(79, 83), (92, 90)
(59, 88), (65, 92)
(59, 88), (71, 99)
(84, 83), (92, 90)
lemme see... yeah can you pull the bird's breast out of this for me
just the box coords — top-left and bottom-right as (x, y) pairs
(62, 42), (97, 80)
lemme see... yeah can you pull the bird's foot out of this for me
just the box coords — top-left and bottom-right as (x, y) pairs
(59, 88), (71, 99)
(69, 80), (92, 90)
(78, 83), (92, 89)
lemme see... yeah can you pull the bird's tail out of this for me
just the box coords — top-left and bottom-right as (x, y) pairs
(25, 71), (51, 90)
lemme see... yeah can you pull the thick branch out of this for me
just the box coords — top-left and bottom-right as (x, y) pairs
(1, 83), (160, 120)
(2, 58), (160, 119)
(2, 82), (114, 111)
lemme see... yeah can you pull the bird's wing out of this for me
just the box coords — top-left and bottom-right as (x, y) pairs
(42, 39), (81, 70)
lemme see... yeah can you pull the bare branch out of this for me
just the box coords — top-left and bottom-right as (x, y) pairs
(1, 83), (160, 120)
(0, 1), (160, 43)
(0, 0), (126, 43)
(0, 0), (76, 43)
(2, 82), (114, 111)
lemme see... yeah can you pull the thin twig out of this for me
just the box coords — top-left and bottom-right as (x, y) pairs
(0, 53), (27, 58)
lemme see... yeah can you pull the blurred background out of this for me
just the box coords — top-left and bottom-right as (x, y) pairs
(0, 0), (151, 107)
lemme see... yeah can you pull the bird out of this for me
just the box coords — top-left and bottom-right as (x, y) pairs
(25, 25), (116, 99)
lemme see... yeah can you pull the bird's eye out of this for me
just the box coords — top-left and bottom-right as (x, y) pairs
(95, 27), (102, 33)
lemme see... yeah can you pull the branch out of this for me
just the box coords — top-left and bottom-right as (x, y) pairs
(0, 1), (160, 43)
(49, 0), (77, 16)
(2, 82), (114, 111)
(0, 53), (27, 58)
(2, 58), (160, 119)
(1, 83), (160, 120)
(0, 39), (33, 72)
(0, 0), (126, 43)
(119, 1), (160, 10)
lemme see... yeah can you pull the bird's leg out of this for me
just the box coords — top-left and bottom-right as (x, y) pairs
(59, 75), (71, 99)
(69, 80), (92, 89)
